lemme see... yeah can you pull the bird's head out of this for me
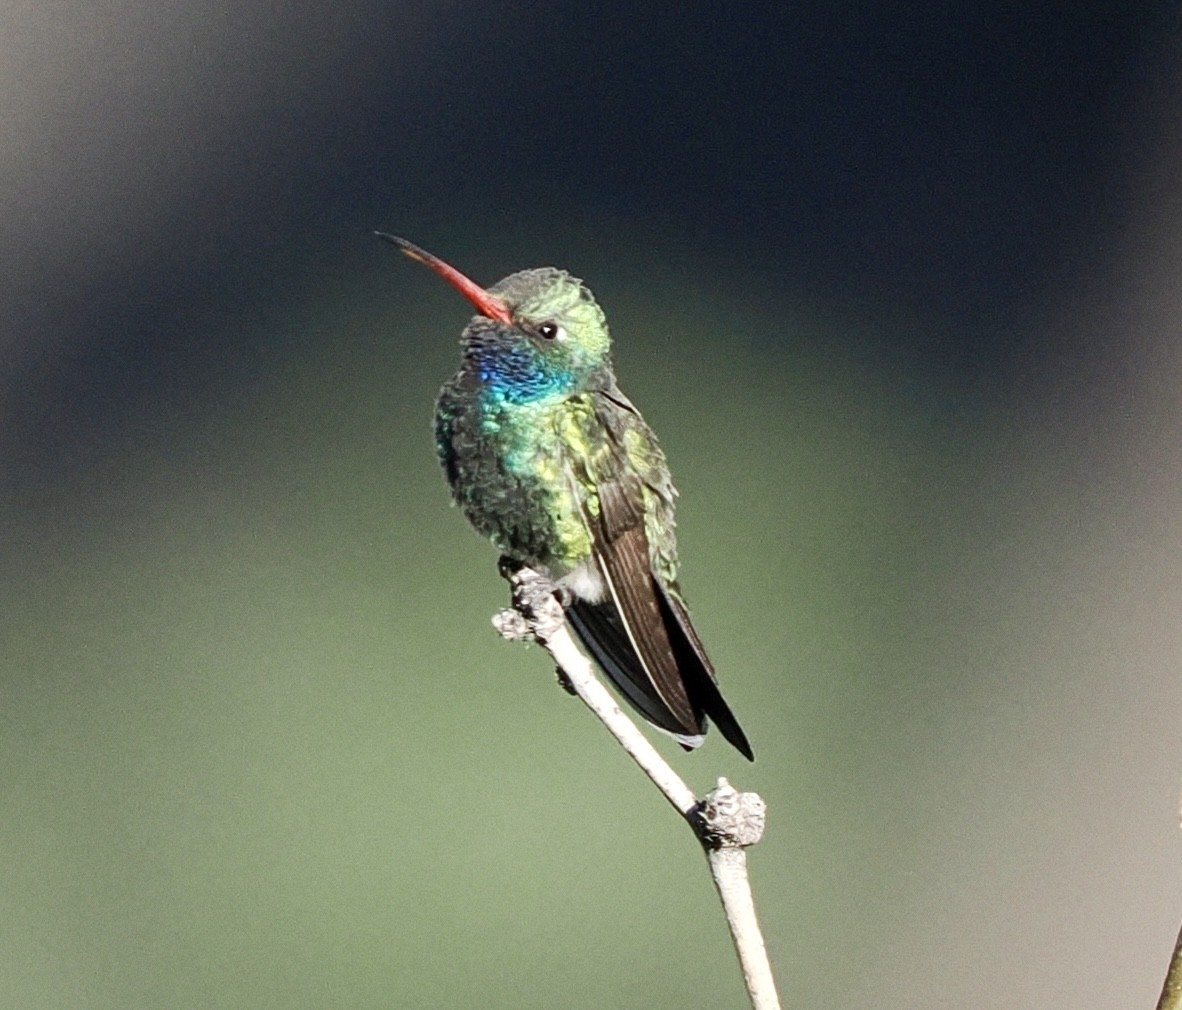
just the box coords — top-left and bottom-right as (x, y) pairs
(382, 234), (613, 404)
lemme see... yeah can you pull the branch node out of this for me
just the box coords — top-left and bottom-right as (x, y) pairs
(696, 777), (767, 849)
(492, 608), (531, 641)
(492, 565), (565, 643)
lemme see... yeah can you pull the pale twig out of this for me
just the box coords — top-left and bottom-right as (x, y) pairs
(1156, 791), (1182, 1010)
(1157, 920), (1182, 1010)
(493, 565), (781, 1010)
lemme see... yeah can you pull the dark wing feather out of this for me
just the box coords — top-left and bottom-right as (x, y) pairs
(564, 389), (754, 760)
(584, 479), (699, 735)
(566, 600), (695, 736)
(653, 581), (754, 760)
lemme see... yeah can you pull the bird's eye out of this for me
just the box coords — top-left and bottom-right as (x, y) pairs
(537, 321), (565, 341)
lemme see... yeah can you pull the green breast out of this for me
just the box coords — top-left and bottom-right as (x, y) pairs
(436, 384), (598, 574)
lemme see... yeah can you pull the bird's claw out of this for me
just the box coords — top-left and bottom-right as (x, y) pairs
(497, 554), (524, 581)
(494, 563), (566, 643)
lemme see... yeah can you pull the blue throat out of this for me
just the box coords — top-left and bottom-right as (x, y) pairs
(477, 346), (576, 406)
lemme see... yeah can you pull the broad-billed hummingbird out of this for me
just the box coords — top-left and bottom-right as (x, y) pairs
(382, 235), (753, 761)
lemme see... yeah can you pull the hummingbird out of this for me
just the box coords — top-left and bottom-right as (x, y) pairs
(382, 234), (754, 761)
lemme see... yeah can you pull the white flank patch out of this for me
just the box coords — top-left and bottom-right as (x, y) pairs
(559, 559), (606, 604)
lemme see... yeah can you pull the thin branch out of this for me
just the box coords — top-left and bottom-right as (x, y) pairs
(492, 567), (696, 815)
(700, 782), (779, 1010)
(1157, 920), (1182, 1010)
(493, 565), (781, 1010)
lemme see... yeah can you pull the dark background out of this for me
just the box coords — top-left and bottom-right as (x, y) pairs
(4, 4), (1181, 1007)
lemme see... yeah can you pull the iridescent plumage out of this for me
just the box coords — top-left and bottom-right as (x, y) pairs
(387, 236), (753, 760)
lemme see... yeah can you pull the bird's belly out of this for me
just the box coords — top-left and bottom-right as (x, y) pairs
(447, 416), (594, 576)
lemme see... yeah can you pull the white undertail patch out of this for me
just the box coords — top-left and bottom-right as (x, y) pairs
(559, 559), (607, 604)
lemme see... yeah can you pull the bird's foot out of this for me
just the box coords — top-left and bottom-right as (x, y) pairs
(492, 563), (566, 644)
(554, 665), (577, 696)
(496, 554), (524, 581)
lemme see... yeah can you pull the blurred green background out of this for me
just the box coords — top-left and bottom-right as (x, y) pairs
(3, 5), (1182, 1008)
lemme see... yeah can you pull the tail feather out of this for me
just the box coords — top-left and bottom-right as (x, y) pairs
(566, 600), (703, 742)
(654, 584), (755, 761)
(565, 589), (755, 761)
